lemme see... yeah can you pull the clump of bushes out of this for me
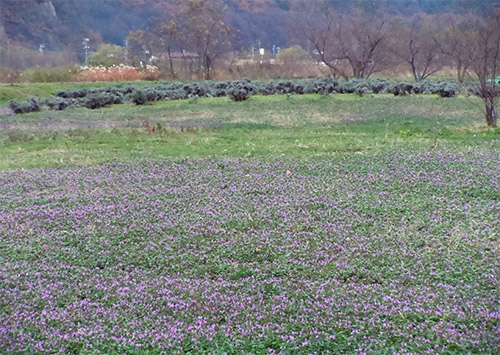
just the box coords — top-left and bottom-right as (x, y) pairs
(83, 94), (116, 109)
(132, 90), (148, 105)
(9, 78), (476, 114)
(227, 80), (255, 101)
(9, 99), (41, 114)
(389, 80), (462, 97)
(56, 89), (87, 99)
(45, 98), (69, 111)
(306, 78), (340, 95)
(436, 82), (460, 98)
(370, 78), (391, 94)
(391, 82), (414, 96)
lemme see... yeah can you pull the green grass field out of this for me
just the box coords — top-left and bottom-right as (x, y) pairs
(1, 88), (499, 353)
(1, 93), (498, 170)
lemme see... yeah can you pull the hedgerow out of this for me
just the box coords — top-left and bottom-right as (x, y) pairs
(8, 78), (478, 114)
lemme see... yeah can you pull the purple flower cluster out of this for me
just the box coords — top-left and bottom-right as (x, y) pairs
(1, 150), (499, 353)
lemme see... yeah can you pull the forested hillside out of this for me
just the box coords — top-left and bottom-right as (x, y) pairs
(0, 0), (291, 51)
(1, 0), (498, 52)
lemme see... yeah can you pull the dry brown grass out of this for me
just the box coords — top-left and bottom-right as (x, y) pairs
(78, 65), (160, 82)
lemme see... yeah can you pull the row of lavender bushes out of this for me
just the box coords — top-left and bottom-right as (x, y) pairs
(9, 78), (476, 114)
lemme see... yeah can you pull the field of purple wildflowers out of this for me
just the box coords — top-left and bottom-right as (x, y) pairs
(1, 148), (499, 353)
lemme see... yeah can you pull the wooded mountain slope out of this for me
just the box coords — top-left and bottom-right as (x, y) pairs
(1, 0), (497, 52)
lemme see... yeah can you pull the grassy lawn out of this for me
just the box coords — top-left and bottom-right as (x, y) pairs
(1, 94), (498, 170)
(0, 91), (499, 353)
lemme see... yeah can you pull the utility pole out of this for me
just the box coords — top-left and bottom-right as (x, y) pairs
(82, 38), (90, 63)
(124, 40), (128, 63)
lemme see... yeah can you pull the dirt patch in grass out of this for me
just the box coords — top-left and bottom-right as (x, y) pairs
(0, 107), (13, 115)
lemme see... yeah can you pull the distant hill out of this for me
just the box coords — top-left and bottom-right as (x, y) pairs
(0, 0), (293, 51)
(0, 0), (498, 53)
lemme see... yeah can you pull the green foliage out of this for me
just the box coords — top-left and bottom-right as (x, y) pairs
(392, 82), (413, 96)
(390, 80), (461, 97)
(83, 93), (115, 109)
(227, 80), (255, 101)
(436, 83), (460, 98)
(56, 89), (87, 99)
(86, 44), (126, 67)
(4, 78), (479, 114)
(8, 98), (41, 114)
(20, 65), (78, 83)
(44, 98), (69, 110)
(132, 90), (148, 105)
(306, 78), (340, 95)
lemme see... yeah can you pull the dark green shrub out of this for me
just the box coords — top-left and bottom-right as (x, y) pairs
(341, 79), (359, 94)
(56, 89), (87, 99)
(437, 86), (458, 98)
(305, 78), (339, 95)
(293, 82), (306, 94)
(436, 82), (460, 98)
(84, 94), (114, 109)
(258, 82), (277, 95)
(467, 85), (481, 96)
(391, 82), (414, 96)
(276, 81), (294, 94)
(45, 98), (69, 111)
(227, 87), (251, 101)
(227, 81), (255, 101)
(132, 90), (148, 105)
(419, 81), (439, 94)
(370, 79), (391, 94)
(9, 99), (41, 114)
(348, 80), (371, 96)
(167, 89), (188, 100)
(213, 82), (229, 96)
(110, 94), (123, 105)
(146, 89), (161, 102)
(187, 82), (211, 97)
(115, 85), (135, 95)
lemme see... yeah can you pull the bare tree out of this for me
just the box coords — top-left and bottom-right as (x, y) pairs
(346, 9), (389, 78)
(388, 15), (444, 81)
(159, 19), (182, 79)
(434, 13), (476, 83)
(181, 0), (233, 79)
(296, 2), (388, 79)
(468, 11), (500, 128)
(297, 2), (348, 79)
(127, 15), (183, 79)
(126, 29), (159, 67)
